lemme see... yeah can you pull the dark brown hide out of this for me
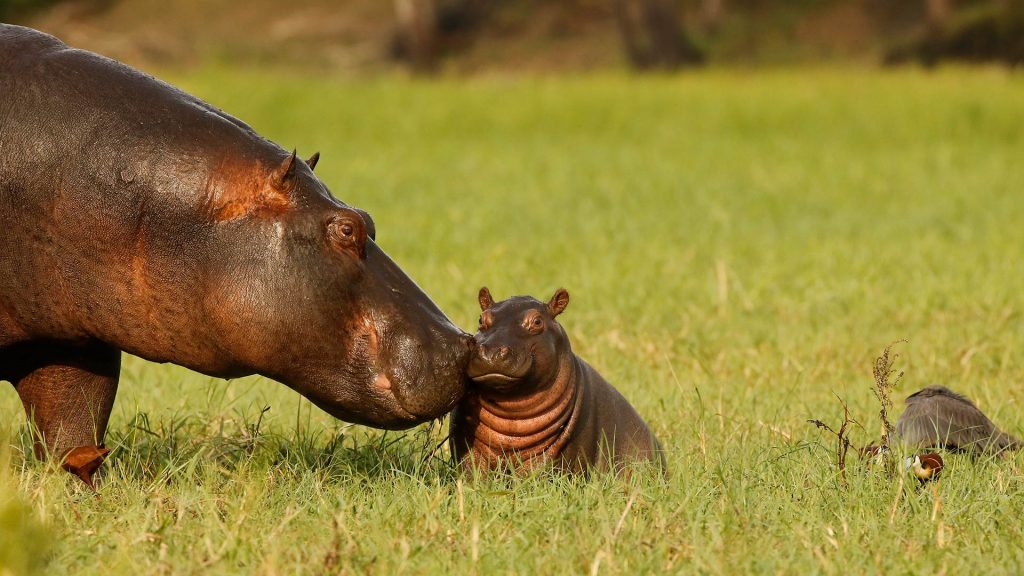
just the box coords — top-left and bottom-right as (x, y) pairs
(0, 25), (470, 484)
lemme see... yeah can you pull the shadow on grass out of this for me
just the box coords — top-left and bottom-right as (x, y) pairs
(7, 407), (462, 489)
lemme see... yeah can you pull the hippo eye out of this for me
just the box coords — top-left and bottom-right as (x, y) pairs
(526, 314), (544, 334)
(327, 215), (367, 260)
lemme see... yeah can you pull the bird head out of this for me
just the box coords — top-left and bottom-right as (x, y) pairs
(906, 452), (944, 483)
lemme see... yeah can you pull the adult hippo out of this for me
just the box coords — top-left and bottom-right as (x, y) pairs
(0, 25), (471, 482)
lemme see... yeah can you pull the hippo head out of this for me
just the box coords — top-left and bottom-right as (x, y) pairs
(208, 151), (471, 429)
(467, 287), (571, 394)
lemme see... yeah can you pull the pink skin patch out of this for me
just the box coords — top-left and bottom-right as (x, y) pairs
(373, 372), (393, 391)
(361, 315), (392, 391)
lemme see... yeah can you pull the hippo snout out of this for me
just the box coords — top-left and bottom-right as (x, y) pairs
(385, 328), (472, 419)
(479, 344), (511, 363)
(467, 341), (530, 386)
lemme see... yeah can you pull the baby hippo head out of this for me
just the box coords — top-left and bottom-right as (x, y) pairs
(468, 287), (571, 393)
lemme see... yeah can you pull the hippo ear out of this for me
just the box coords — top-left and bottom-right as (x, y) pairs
(306, 151), (320, 171)
(547, 288), (569, 317)
(478, 287), (494, 311)
(271, 150), (298, 190)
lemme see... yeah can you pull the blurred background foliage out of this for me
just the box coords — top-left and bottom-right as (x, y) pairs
(2, 0), (1022, 73)
(2, 2), (1024, 575)
(0, 447), (51, 576)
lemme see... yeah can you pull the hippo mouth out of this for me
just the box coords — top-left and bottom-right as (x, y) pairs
(311, 368), (451, 430)
(467, 354), (531, 385)
(312, 392), (419, 429)
(372, 372), (421, 420)
(306, 319), (465, 429)
(374, 369), (461, 423)
(367, 320), (470, 423)
(470, 373), (522, 386)
(467, 359), (532, 392)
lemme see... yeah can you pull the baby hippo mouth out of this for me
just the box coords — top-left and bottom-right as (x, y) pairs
(471, 372), (521, 386)
(466, 355), (531, 391)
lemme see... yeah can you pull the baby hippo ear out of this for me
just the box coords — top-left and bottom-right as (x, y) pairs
(478, 287), (494, 311)
(548, 288), (569, 317)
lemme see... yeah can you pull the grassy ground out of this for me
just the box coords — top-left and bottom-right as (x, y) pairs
(3, 67), (1024, 575)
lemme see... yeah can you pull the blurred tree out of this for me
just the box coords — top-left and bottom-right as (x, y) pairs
(612, 0), (703, 70)
(0, 0), (56, 18)
(926, 0), (953, 30)
(922, 0), (953, 65)
(701, 0), (724, 33)
(393, 0), (439, 72)
(391, 0), (489, 73)
(884, 0), (1024, 66)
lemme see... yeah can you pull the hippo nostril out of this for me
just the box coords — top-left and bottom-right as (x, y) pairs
(478, 345), (496, 363)
(498, 346), (510, 360)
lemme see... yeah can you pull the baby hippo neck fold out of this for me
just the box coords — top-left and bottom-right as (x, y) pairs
(473, 356), (581, 459)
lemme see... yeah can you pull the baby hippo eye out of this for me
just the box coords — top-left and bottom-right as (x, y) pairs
(526, 314), (545, 334)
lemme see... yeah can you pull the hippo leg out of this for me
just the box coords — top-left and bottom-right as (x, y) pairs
(12, 341), (120, 485)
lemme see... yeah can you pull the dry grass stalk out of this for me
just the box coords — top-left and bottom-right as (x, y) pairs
(808, 395), (861, 485)
(872, 341), (906, 448)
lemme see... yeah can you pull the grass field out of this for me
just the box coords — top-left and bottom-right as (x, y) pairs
(3, 67), (1024, 575)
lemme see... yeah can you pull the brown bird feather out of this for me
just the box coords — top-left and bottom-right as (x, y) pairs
(896, 386), (1020, 454)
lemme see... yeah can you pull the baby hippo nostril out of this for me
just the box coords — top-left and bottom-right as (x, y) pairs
(485, 347), (498, 363)
(497, 346), (510, 360)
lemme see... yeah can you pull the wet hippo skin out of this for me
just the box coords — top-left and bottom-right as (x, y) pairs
(0, 25), (472, 484)
(450, 287), (664, 474)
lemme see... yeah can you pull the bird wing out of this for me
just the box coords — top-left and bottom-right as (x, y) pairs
(896, 388), (1001, 452)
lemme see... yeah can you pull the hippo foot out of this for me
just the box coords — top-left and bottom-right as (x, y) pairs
(61, 446), (110, 490)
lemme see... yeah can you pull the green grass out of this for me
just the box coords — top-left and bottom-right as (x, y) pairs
(3, 67), (1024, 574)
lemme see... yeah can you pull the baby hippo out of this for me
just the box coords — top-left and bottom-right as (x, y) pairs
(450, 287), (663, 474)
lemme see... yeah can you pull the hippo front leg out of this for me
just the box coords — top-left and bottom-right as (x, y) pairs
(11, 341), (120, 488)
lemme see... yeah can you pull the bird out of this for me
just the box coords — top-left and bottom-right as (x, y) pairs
(61, 445), (110, 490)
(895, 386), (1020, 454)
(860, 443), (890, 467)
(906, 452), (944, 484)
